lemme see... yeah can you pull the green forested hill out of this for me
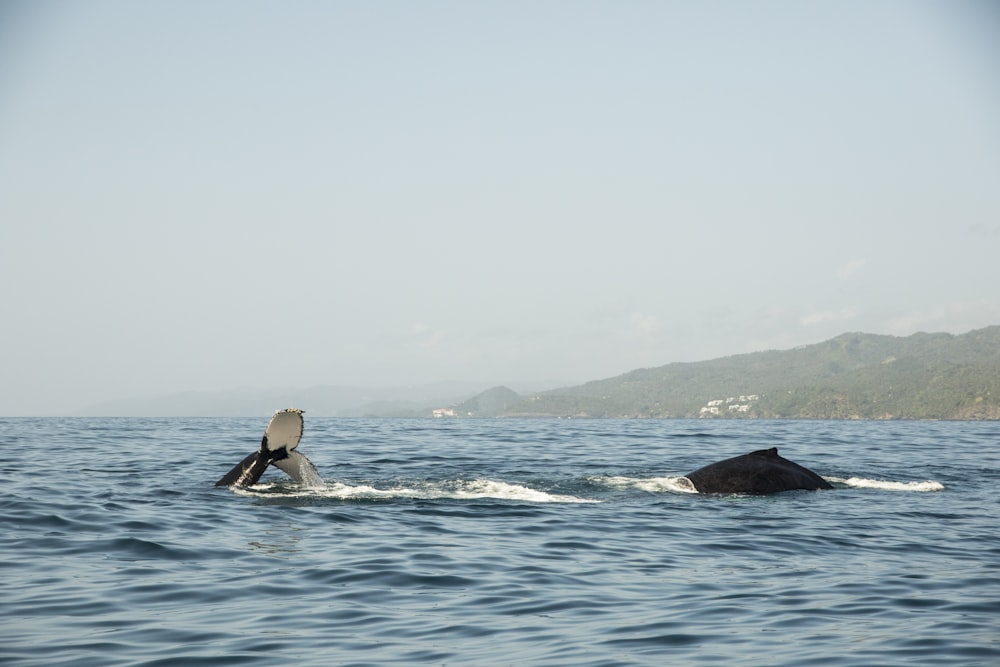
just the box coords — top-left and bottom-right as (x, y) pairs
(457, 326), (1000, 419)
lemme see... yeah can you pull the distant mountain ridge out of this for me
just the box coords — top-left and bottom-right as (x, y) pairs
(442, 326), (1000, 420)
(78, 327), (999, 419)
(79, 381), (490, 417)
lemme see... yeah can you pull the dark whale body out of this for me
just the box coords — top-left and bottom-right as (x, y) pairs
(684, 447), (833, 494)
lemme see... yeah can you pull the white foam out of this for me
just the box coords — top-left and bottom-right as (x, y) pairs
(448, 480), (596, 503)
(234, 479), (596, 503)
(826, 476), (945, 492)
(591, 475), (698, 494)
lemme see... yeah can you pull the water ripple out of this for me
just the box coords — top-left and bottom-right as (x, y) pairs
(2, 418), (998, 667)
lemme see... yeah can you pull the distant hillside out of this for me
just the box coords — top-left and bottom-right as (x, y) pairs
(451, 386), (522, 416)
(443, 326), (1000, 420)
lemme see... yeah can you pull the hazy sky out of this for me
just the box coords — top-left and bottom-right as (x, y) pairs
(2, 1), (999, 415)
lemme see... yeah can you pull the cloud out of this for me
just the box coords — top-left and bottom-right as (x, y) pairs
(884, 300), (1000, 335)
(408, 323), (446, 349)
(967, 223), (1000, 237)
(626, 311), (662, 339)
(836, 259), (865, 281)
(800, 308), (858, 326)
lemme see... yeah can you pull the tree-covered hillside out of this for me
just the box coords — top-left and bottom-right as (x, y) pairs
(451, 327), (1000, 420)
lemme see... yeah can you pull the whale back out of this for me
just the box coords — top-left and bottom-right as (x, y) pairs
(684, 447), (832, 494)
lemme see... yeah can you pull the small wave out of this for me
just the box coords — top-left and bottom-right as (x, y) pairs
(826, 476), (945, 492)
(590, 476), (698, 494)
(234, 479), (596, 503)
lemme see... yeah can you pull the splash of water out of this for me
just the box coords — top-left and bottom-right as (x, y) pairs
(589, 475), (698, 494)
(826, 477), (945, 492)
(234, 479), (597, 503)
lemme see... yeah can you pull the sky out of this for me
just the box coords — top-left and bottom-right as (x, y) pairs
(1, 1), (999, 415)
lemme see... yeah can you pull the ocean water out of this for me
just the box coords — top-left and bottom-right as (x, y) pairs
(2, 417), (998, 667)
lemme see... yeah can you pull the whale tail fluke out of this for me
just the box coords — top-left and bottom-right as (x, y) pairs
(215, 408), (321, 488)
(274, 450), (324, 487)
(214, 446), (272, 487)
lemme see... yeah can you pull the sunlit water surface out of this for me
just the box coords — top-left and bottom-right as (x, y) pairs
(3, 418), (998, 666)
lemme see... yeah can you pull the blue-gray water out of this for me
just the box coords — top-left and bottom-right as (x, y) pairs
(3, 417), (999, 666)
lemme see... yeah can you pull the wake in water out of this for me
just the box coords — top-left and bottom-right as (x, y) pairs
(233, 479), (598, 503)
(825, 477), (945, 492)
(589, 475), (698, 494)
(231, 473), (944, 502)
(587, 475), (944, 494)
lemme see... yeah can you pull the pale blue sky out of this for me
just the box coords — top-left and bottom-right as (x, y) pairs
(2, 1), (998, 414)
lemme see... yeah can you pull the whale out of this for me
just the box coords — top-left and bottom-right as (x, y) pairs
(683, 447), (832, 494)
(215, 408), (323, 488)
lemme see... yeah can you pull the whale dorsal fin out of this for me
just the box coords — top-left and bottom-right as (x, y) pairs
(749, 447), (780, 457)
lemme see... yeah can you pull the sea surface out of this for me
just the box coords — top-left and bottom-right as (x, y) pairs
(2, 417), (998, 666)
